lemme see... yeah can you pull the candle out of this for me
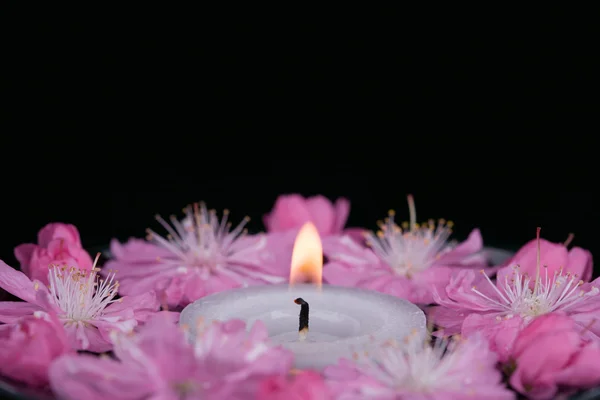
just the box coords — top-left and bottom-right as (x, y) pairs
(180, 222), (427, 369)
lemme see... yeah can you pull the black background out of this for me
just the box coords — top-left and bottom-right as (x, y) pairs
(3, 20), (599, 275)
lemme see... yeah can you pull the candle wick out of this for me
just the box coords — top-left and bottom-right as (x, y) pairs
(294, 298), (309, 341)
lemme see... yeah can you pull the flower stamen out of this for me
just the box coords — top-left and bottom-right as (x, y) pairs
(366, 195), (453, 277)
(47, 253), (119, 323)
(146, 203), (257, 281)
(564, 233), (575, 248)
(472, 264), (598, 321)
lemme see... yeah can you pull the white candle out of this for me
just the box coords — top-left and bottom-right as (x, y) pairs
(180, 283), (426, 369)
(180, 222), (426, 369)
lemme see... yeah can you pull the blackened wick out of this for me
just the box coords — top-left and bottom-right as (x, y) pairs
(294, 298), (309, 341)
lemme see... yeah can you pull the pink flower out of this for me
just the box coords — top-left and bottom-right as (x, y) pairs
(38, 223), (83, 246)
(430, 244), (600, 361)
(0, 311), (71, 387)
(508, 313), (600, 399)
(0, 258), (162, 352)
(263, 194), (365, 240)
(14, 222), (94, 284)
(323, 195), (487, 304)
(500, 235), (592, 283)
(258, 370), (332, 400)
(49, 313), (294, 400)
(324, 334), (514, 399)
(106, 203), (289, 308)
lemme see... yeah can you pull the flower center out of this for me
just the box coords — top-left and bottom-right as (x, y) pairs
(147, 202), (250, 273)
(47, 259), (119, 323)
(172, 380), (200, 397)
(366, 195), (453, 277)
(354, 334), (462, 394)
(472, 266), (599, 321)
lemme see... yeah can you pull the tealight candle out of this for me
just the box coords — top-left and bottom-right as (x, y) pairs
(180, 223), (427, 370)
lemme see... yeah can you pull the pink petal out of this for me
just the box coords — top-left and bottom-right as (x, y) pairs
(0, 301), (43, 323)
(427, 306), (468, 335)
(0, 260), (38, 303)
(258, 370), (332, 400)
(49, 354), (153, 400)
(109, 238), (172, 262)
(247, 319), (269, 342)
(506, 314), (591, 398)
(322, 262), (369, 287)
(31, 240), (95, 280)
(117, 312), (192, 373)
(264, 194), (312, 232)
(304, 195), (336, 235)
(462, 314), (523, 362)
(359, 273), (399, 293)
(260, 230), (298, 274)
(436, 269), (498, 312)
(181, 274), (214, 302)
(323, 359), (396, 398)
(38, 223), (82, 247)
(26, 249), (55, 284)
(13, 243), (37, 275)
(262, 213), (273, 231)
(571, 311), (600, 344)
(322, 235), (379, 265)
(503, 238), (536, 266)
(34, 288), (61, 315)
(341, 228), (368, 245)
(332, 197), (351, 234)
(195, 319), (293, 381)
(116, 273), (170, 298)
(0, 315), (70, 387)
(323, 358), (361, 380)
(568, 246), (593, 282)
(104, 260), (171, 279)
(150, 310), (180, 325)
(63, 322), (112, 352)
(382, 275), (416, 299)
(55, 241), (94, 269)
(436, 229), (484, 265)
(103, 291), (160, 322)
(509, 331), (579, 399)
(503, 238), (569, 279)
(226, 235), (289, 280)
(411, 266), (454, 303)
(162, 276), (189, 306)
(511, 313), (574, 356)
(554, 342), (600, 388)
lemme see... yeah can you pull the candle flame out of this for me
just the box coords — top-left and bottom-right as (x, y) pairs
(289, 222), (323, 288)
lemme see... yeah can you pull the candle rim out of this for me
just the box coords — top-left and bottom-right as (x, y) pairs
(179, 282), (427, 348)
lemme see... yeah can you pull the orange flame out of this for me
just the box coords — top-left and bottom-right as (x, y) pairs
(289, 222), (323, 288)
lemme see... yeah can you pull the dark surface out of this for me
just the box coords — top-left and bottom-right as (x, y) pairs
(3, 22), (599, 270)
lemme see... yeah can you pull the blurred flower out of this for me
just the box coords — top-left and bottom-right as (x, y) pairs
(0, 258), (161, 352)
(323, 195), (487, 304)
(0, 311), (71, 387)
(258, 370), (331, 400)
(263, 194), (364, 240)
(499, 234), (592, 282)
(508, 313), (600, 399)
(324, 333), (514, 399)
(430, 230), (600, 361)
(106, 202), (288, 308)
(49, 313), (294, 400)
(14, 222), (93, 284)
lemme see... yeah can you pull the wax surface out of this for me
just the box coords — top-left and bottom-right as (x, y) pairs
(180, 284), (427, 369)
